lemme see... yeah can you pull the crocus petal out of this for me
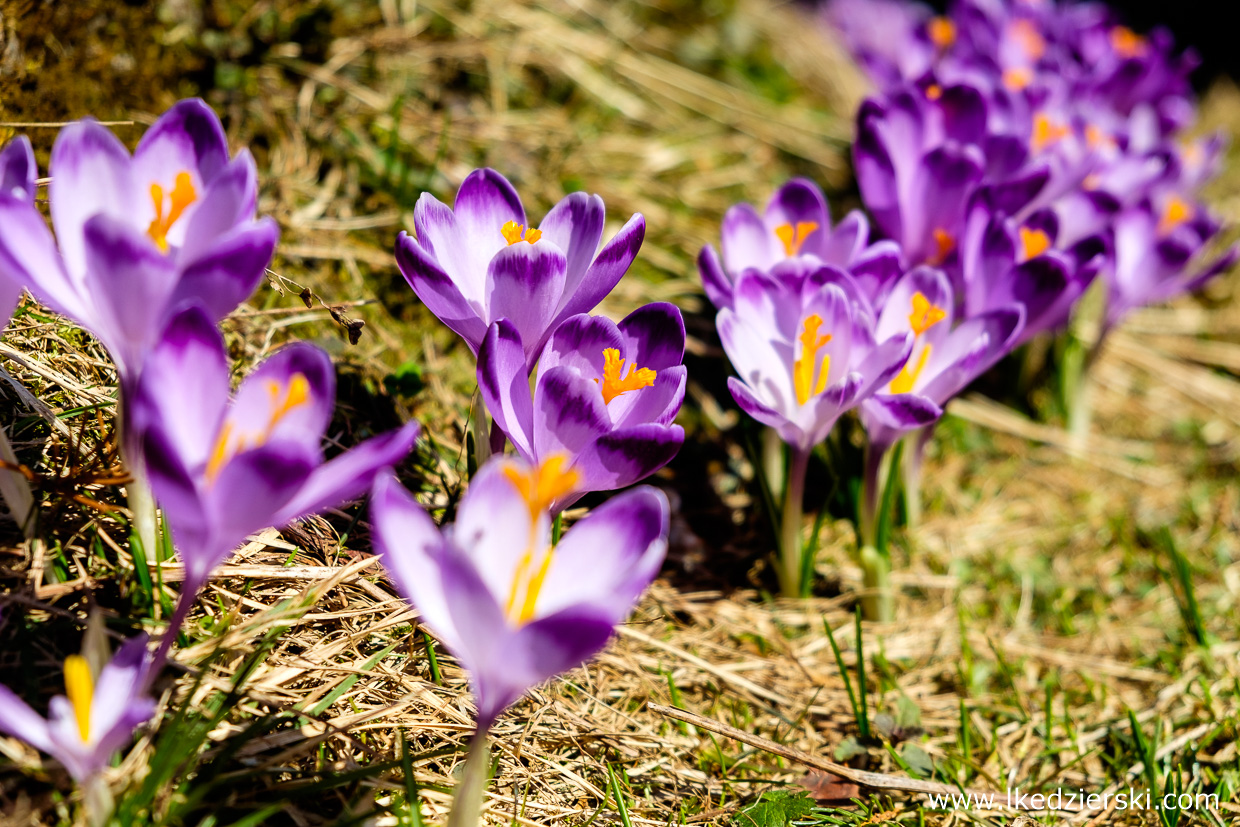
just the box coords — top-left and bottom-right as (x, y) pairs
(822, 210), (869, 266)
(132, 98), (230, 192)
(617, 302), (686, 371)
(141, 425), (211, 558)
(698, 245), (734, 309)
(570, 423), (684, 493)
(478, 320), (536, 460)
(177, 152), (261, 266)
(81, 214), (179, 374)
(727, 376), (799, 438)
(170, 217), (277, 321)
(395, 231), (489, 353)
(272, 423), (421, 527)
(537, 486), (669, 618)
(231, 342), (335, 444)
(721, 203), (775, 274)
(863, 393), (943, 431)
(88, 636), (152, 741)
(538, 191), (606, 297)
(0, 136), (36, 201)
(49, 119), (138, 280)
(536, 313), (622, 380)
(549, 213), (646, 332)
(609, 365), (686, 429)
(0, 684), (55, 754)
(0, 197), (83, 320)
(533, 367), (612, 460)
(485, 241), (566, 362)
(453, 168), (526, 254)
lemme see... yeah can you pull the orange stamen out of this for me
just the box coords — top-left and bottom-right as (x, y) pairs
(908, 291), (947, 336)
(1158, 196), (1193, 235)
(502, 454), (581, 518)
(793, 314), (832, 406)
(594, 348), (657, 404)
(1031, 113), (1069, 153)
(205, 374), (311, 482)
(928, 228), (955, 266)
(1003, 67), (1033, 91)
(925, 84), (943, 101)
(146, 171), (197, 253)
(1110, 25), (1146, 58)
(928, 17), (956, 49)
(773, 221), (820, 257)
(1019, 226), (1052, 261)
(1008, 19), (1046, 59)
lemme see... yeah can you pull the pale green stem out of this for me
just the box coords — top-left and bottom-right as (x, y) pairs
(0, 424), (35, 537)
(761, 426), (785, 503)
(447, 730), (492, 827)
(81, 774), (114, 827)
(900, 431), (926, 533)
(858, 443), (888, 551)
(859, 545), (893, 622)
(472, 391), (491, 473)
(126, 460), (159, 567)
(777, 447), (810, 598)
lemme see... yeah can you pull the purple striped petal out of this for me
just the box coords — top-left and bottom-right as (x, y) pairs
(539, 191), (605, 297)
(698, 245), (734, 309)
(0, 136), (35, 202)
(569, 423), (684, 493)
(170, 217), (277, 321)
(617, 302), (685, 371)
(395, 231), (489, 353)
(478, 321), (536, 460)
(485, 241), (567, 362)
(550, 213), (645, 328)
(132, 98), (230, 190)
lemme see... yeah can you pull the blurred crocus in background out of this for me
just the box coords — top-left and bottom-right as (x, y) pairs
(371, 454), (669, 827)
(0, 634), (157, 826)
(0, 99), (279, 556)
(131, 305), (419, 658)
(716, 259), (913, 597)
(476, 303), (686, 512)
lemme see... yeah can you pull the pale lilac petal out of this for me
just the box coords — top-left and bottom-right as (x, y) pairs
(453, 168), (526, 253)
(533, 367), (611, 460)
(0, 684), (55, 754)
(177, 152), (261, 265)
(485, 241), (567, 362)
(698, 245), (734, 309)
(0, 197), (84, 320)
(538, 192), (605, 297)
(550, 213), (645, 328)
(231, 343), (335, 445)
(721, 202), (776, 274)
(0, 136), (36, 201)
(395, 231), (489, 353)
(478, 321), (536, 460)
(132, 98), (230, 190)
(569, 423), (684, 493)
(609, 365), (685, 429)
(209, 442), (319, 549)
(170, 217), (277, 321)
(536, 313), (622, 381)
(616, 302), (685, 371)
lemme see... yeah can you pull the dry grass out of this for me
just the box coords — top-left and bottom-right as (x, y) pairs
(2, 1), (1239, 825)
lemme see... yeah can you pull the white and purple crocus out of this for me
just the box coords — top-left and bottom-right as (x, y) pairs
(477, 303), (686, 511)
(395, 168), (646, 367)
(131, 305), (420, 597)
(0, 99), (278, 389)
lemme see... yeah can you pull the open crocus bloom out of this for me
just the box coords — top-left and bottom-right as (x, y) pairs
(395, 168), (645, 367)
(697, 178), (891, 309)
(960, 197), (1102, 345)
(132, 305), (420, 588)
(717, 260), (913, 452)
(1104, 195), (1238, 328)
(861, 267), (1024, 451)
(0, 636), (156, 783)
(0, 99), (278, 384)
(0, 135), (37, 327)
(477, 303), (685, 512)
(371, 457), (669, 729)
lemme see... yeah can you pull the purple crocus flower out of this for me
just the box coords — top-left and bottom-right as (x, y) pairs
(131, 305), (420, 590)
(0, 99), (278, 386)
(860, 266), (1024, 453)
(370, 456), (669, 729)
(0, 135), (38, 326)
(477, 303), (685, 512)
(1103, 194), (1239, 329)
(718, 260), (912, 453)
(0, 635), (156, 783)
(395, 168), (645, 366)
(698, 178), (896, 309)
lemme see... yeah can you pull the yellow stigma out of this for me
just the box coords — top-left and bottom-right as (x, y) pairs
(925, 84), (943, 101)
(890, 346), (932, 395)
(595, 348), (657, 405)
(500, 220), (541, 245)
(1110, 25), (1145, 58)
(928, 228), (955, 266)
(1003, 67), (1033, 91)
(64, 655), (93, 743)
(502, 454), (582, 517)
(773, 221), (820, 257)
(908, 291), (947, 336)
(1031, 113), (1069, 154)
(206, 374), (312, 482)
(1158, 196), (1193, 235)
(793, 314), (832, 406)
(928, 16), (956, 49)
(1008, 19), (1046, 59)
(1019, 226), (1051, 261)
(147, 171), (197, 253)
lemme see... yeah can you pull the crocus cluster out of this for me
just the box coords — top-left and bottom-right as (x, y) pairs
(701, 179), (1023, 603)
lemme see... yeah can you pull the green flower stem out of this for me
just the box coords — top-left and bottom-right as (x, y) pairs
(448, 729), (492, 827)
(777, 446), (810, 598)
(859, 544), (893, 622)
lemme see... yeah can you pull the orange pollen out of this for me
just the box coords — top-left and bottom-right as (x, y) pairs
(1009, 19), (1046, 59)
(1181, 141), (1203, 165)
(908, 291), (947, 336)
(928, 17), (956, 49)
(928, 228), (955, 266)
(1019, 226), (1052, 261)
(1003, 67), (1034, 91)
(925, 84), (943, 101)
(1084, 124), (1112, 150)
(1031, 113), (1069, 153)
(502, 454), (581, 517)
(890, 345), (933, 395)
(1159, 196), (1193, 235)
(206, 374), (311, 482)
(594, 348), (657, 405)
(1082, 173), (1102, 191)
(146, 171), (196, 253)
(1110, 26), (1146, 58)
(773, 221), (820, 257)
(501, 220), (541, 245)
(793, 314), (832, 406)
